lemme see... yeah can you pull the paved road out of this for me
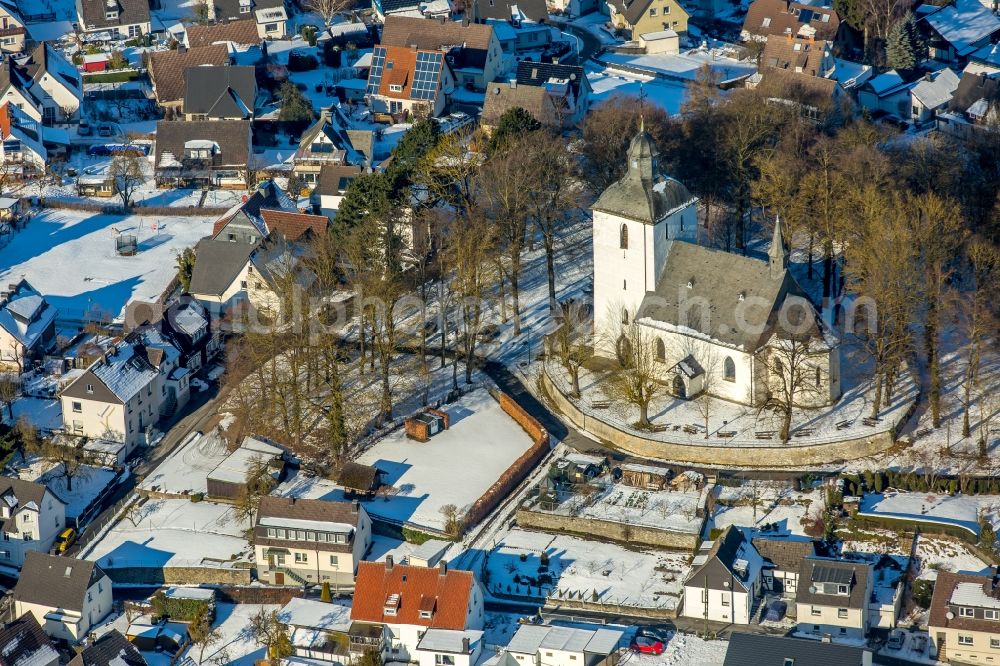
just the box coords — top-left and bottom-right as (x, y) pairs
(553, 21), (603, 65)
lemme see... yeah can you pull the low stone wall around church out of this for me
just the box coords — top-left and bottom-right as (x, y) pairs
(541, 370), (898, 467)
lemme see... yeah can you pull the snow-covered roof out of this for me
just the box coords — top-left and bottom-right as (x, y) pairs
(88, 341), (160, 403)
(278, 597), (352, 630)
(327, 21), (369, 39)
(507, 625), (624, 656)
(241, 436), (284, 456)
(911, 68), (960, 109)
(207, 446), (277, 484)
(866, 69), (907, 95)
(255, 6), (287, 22)
(923, 0), (1000, 56)
(416, 629), (484, 653)
(259, 515), (355, 533)
(640, 30), (678, 41)
(163, 586), (215, 601)
(970, 41), (1000, 69)
(0, 282), (56, 348)
(951, 581), (1000, 609)
(171, 302), (208, 336)
(832, 58), (872, 89)
(0, 197), (17, 209)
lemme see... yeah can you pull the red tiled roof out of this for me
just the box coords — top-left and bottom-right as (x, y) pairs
(260, 208), (329, 240)
(351, 561), (475, 630)
(378, 45), (420, 101)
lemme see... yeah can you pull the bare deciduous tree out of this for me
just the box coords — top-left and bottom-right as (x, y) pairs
(600, 306), (668, 429)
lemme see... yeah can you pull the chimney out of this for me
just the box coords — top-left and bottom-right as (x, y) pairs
(462, 637), (471, 653)
(386, 555), (394, 570)
(462, 17), (470, 26)
(351, 499), (359, 514)
(439, 560), (448, 576)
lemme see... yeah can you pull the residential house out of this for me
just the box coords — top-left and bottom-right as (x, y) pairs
(0, 614), (59, 666)
(278, 596), (354, 662)
(311, 163), (363, 218)
(59, 330), (187, 455)
(722, 633), (873, 666)
(12, 552), (112, 644)
(76, 161), (115, 197)
(482, 61), (591, 130)
(245, 235), (319, 317)
(75, 0), (151, 40)
(761, 35), (834, 77)
(254, 496), (373, 588)
(206, 435), (286, 499)
(546, 0), (598, 18)
(910, 68), (960, 123)
(294, 109), (368, 185)
(945, 68), (1000, 131)
(373, 0), (454, 21)
(920, 0), (1000, 65)
(795, 557), (873, 640)
(606, 0), (689, 39)
(0, 1), (27, 54)
(929, 570), (1000, 664)
(148, 45), (231, 112)
(857, 69), (913, 119)
(741, 0), (842, 43)
(682, 526), (764, 625)
(473, 0), (549, 24)
(68, 630), (147, 666)
(159, 298), (222, 371)
(208, 0), (287, 37)
(756, 67), (851, 125)
(0, 478), (66, 569)
(0, 103), (47, 174)
(379, 16), (503, 91)
(182, 66), (257, 120)
(751, 536), (816, 597)
(187, 239), (257, 312)
(366, 44), (456, 118)
(186, 19), (262, 47)
(22, 43), (84, 122)
(154, 119), (251, 188)
(501, 624), (623, 666)
(349, 558), (486, 663)
(0, 279), (57, 373)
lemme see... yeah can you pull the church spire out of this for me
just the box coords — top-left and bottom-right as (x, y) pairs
(769, 215), (788, 279)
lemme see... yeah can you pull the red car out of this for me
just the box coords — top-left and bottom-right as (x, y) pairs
(630, 636), (665, 655)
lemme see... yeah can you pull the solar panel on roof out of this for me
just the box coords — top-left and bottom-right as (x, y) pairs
(798, 8), (813, 22)
(812, 565), (854, 585)
(367, 46), (387, 95)
(411, 51), (443, 100)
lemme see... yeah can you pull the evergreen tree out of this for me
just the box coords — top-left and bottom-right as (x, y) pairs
(886, 13), (925, 71)
(278, 82), (315, 124)
(488, 107), (541, 155)
(175, 248), (196, 292)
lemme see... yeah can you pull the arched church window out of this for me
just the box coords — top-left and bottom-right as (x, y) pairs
(620, 224), (628, 249)
(621, 309), (629, 325)
(816, 366), (822, 387)
(723, 357), (735, 382)
(655, 338), (665, 362)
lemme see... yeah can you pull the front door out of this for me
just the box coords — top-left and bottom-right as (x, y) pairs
(275, 571), (284, 585)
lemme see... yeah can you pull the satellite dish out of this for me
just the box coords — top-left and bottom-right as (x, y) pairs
(946, 611), (955, 620)
(723, 581), (730, 588)
(809, 585), (818, 594)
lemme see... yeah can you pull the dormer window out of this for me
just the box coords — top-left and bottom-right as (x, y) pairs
(837, 583), (848, 595)
(105, 9), (119, 19)
(738, 292), (745, 302)
(686, 279), (694, 289)
(384, 593), (400, 616)
(419, 609), (432, 619)
(960, 607), (975, 617)
(985, 609), (999, 620)
(389, 84), (403, 93)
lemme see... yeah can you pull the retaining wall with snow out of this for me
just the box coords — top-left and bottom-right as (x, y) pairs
(515, 507), (701, 551)
(104, 564), (252, 586)
(542, 370), (898, 467)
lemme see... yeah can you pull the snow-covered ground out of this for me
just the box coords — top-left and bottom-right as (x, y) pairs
(859, 491), (982, 537)
(599, 47), (755, 84)
(0, 208), (215, 323)
(348, 388), (536, 532)
(842, 533), (991, 581)
(139, 430), (230, 496)
(4, 396), (61, 431)
(82, 498), (251, 568)
(485, 528), (690, 611)
(586, 66), (688, 114)
(8, 457), (119, 520)
(201, 603), (281, 666)
(626, 635), (729, 666)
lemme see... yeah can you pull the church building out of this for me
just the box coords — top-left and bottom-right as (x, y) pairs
(591, 128), (841, 408)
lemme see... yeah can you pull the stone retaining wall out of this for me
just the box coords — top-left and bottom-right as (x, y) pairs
(105, 565), (252, 586)
(542, 370), (898, 467)
(516, 508), (700, 551)
(543, 597), (679, 620)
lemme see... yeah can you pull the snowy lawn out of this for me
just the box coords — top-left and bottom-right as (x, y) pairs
(8, 457), (119, 520)
(4, 396), (62, 431)
(82, 498), (251, 568)
(586, 66), (688, 114)
(351, 388), (536, 532)
(199, 603), (280, 666)
(485, 528), (690, 611)
(139, 430), (230, 496)
(0, 208), (216, 323)
(625, 635), (729, 666)
(859, 491), (982, 537)
(709, 483), (821, 538)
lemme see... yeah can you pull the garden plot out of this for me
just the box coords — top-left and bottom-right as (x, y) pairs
(198, 603), (281, 666)
(859, 491), (982, 537)
(0, 208), (215, 323)
(82, 498), (251, 569)
(4, 396), (61, 431)
(841, 533), (990, 581)
(484, 528), (690, 612)
(8, 457), (119, 521)
(139, 430), (230, 496)
(709, 484), (821, 538)
(537, 482), (703, 534)
(353, 388), (536, 533)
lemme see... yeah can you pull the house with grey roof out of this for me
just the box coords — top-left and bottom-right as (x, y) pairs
(209, 0), (287, 37)
(13, 552), (112, 644)
(75, 0), (151, 39)
(722, 633), (874, 666)
(592, 128), (840, 411)
(0, 279), (57, 374)
(69, 629), (147, 666)
(311, 163), (363, 219)
(794, 557), (873, 640)
(682, 526), (764, 625)
(154, 119), (251, 189)
(752, 536), (817, 597)
(0, 477), (66, 568)
(0, 613), (59, 666)
(482, 61), (591, 131)
(59, 329), (187, 457)
(182, 66), (258, 121)
(293, 108), (368, 186)
(919, 0), (1000, 65)
(496, 622), (622, 666)
(910, 68), (960, 123)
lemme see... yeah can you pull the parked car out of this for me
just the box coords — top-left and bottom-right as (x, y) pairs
(911, 634), (927, 654)
(54, 527), (77, 554)
(630, 636), (664, 655)
(887, 630), (906, 650)
(78, 121), (92, 136)
(541, 40), (573, 61)
(97, 123), (114, 137)
(636, 626), (671, 643)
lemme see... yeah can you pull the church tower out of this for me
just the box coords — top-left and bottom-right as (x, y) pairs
(590, 127), (699, 343)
